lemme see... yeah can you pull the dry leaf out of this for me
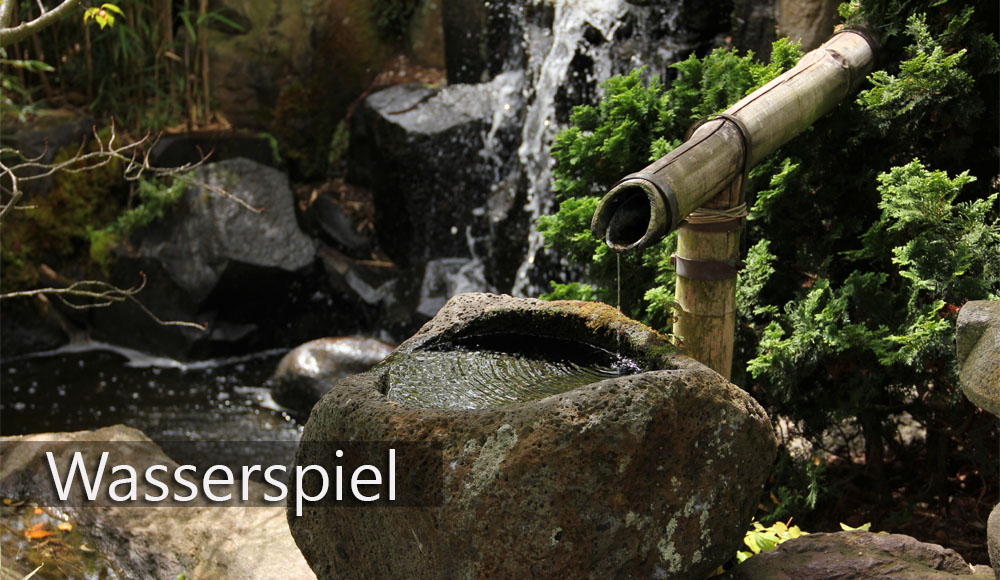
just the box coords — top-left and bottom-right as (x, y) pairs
(58, 522), (73, 532)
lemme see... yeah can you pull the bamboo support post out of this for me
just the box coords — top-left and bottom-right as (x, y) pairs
(591, 29), (878, 378)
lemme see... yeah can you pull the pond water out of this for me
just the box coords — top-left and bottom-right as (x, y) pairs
(0, 342), (303, 579)
(0, 342), (302, 466)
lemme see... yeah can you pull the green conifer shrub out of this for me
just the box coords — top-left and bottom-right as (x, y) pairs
(540, 0), (999, 519)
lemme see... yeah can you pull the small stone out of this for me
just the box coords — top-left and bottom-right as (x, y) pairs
(720, 531), (993, 580)
(269, 337), (396, 416)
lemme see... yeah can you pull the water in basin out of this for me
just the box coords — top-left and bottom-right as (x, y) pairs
(384, 334), (641, 410)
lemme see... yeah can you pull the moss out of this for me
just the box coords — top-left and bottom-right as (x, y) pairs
(87, 176), (186, 271)
(1, 130), (125, 292)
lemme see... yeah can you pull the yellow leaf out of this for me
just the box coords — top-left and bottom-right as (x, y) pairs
(840, 522), (871, 532)
(58, 522), (73, 532)
(33, 507), (43, 515)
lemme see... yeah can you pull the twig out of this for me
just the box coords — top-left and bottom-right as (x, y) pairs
(0, 119), (263, 218)
(1, 274), (208, 330)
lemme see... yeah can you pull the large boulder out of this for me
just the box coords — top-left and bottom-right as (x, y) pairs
(269, 336), (396, 416)
(85, 157), (324, 357)
(957, 300), (1000, 417)
(139, 157), (315, 303)
(290, 293), (777, 579)
(0, 425), (315, 580)
(956, 300), (1000, 578)
(349, 71), (527, 272)
(720, 531), (993, 580)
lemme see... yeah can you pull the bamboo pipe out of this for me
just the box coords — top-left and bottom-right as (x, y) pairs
(591, 28), (877, 379)
(591, 29), (878, 250)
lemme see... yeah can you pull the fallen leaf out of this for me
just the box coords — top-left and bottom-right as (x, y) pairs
(25, 522), (55, 540)
(58, 522), (73, 532)
(33, 507), (43, 515)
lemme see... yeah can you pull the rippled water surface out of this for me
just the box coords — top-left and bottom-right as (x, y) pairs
(385, 335), (641, 410)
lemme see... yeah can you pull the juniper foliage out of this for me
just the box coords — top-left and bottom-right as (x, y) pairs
(540, 0), (999, 514)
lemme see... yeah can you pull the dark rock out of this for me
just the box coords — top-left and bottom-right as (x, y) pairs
(417, 257), (495, 318)
(138, 157), (315, 303)
(0, 297), (71, 358)
(0, 110), (97, 197)
(312, 194), (370, 255)
(84, 158), (327, 358)
(317, 245), (398, 305)
(348, 71), (527, 326)
(290, 293), (777, 579)
(957, 300), (1000, 417)
(149, 131), (282, 169)
(731, 0), (778, 59)
(269, 336), (395, 415)
(0, 425), (315, 580)
(350, 71), (526, 269)
(720, 531), (993, 580)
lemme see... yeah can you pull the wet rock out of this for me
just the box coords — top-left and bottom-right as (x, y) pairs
(0, 298), (70, 357)
(957, 300), (1000, 417)
(417, 257), (496, 318)
(80, 157), (330, 357)
(719, 531), (993, 580)
(349, 71), (527, 273)
(290, 293), (777, 580)
(312, 194), (370, 255)
(0, 425), (315, 580)
(270, 336), (395, 415)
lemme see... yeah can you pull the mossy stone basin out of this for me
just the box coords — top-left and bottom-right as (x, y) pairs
(290, 293), (777, 580)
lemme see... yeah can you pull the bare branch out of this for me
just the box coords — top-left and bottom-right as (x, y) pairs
(1, 274), (208, 330)
(0, 119), (262, 333)
(0, 119), (264, 220)
(0, 0), (15, 29)
(0, 0), (81, 47)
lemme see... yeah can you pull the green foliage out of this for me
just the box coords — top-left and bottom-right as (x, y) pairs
(859, 15), (974, 136)
(83, 3), (125, 30)
(541, 0), (999, 523)
(542, 39), (801, 326)
(8, 0), (244, 132)
(88, 176), (187, 269)
(0, 49), (54, 122)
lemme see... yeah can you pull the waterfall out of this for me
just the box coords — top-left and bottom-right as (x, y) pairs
(507, 0), (685, 297)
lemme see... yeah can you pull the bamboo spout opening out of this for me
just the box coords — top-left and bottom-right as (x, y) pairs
(591, 176), (677, 252)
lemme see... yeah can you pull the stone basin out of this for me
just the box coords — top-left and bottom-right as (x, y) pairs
(289, 293), (777, 579)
